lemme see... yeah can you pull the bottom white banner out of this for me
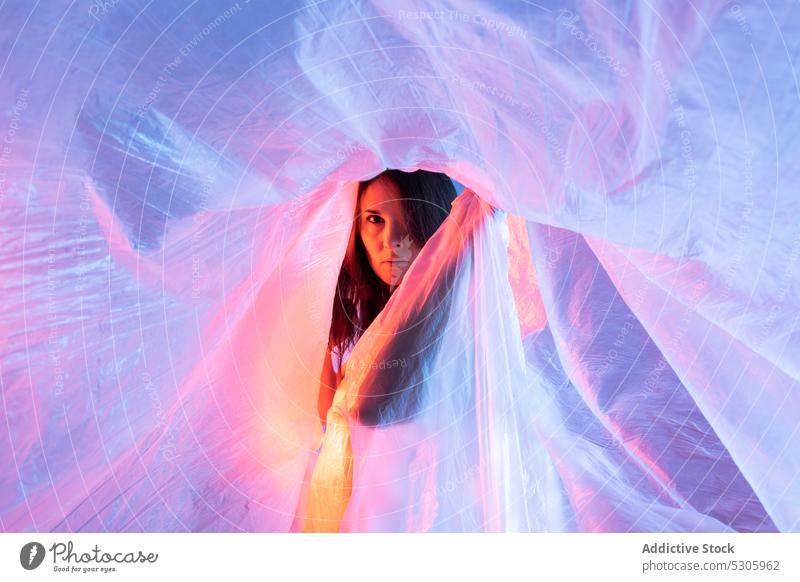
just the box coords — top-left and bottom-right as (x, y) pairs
(1, 533), (798, 581)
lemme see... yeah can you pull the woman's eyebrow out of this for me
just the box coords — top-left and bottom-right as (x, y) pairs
(363, 208), (383, 214)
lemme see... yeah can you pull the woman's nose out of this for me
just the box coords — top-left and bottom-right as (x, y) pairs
(382, 223), (404, 249)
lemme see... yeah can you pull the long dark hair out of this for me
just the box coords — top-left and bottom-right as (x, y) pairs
(328, 169), (458, 365)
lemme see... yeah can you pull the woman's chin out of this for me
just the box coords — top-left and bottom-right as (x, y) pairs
(383, 272), (406, 288)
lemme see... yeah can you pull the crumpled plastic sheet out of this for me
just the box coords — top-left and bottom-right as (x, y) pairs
(0, 0), (798, 532)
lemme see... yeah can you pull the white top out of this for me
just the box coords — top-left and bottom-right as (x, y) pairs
(331, 340), (355, 377)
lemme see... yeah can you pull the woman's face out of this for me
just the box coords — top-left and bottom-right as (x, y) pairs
(358, 176), (422, 288)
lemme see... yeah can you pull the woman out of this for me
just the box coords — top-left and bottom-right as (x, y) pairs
(317, 168), (459, 428)
(296, 168), (459, 532)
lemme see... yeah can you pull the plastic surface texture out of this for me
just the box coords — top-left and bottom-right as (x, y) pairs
(1, 0), (798, 532)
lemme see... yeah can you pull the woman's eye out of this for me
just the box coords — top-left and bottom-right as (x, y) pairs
(366, 214), (384, 224)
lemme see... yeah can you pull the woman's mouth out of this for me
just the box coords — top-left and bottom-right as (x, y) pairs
(385, 260), (411, 281)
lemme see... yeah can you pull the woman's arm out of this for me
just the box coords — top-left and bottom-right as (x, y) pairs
(317, 345), (339, 427)
(354, 191), (496, 426)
